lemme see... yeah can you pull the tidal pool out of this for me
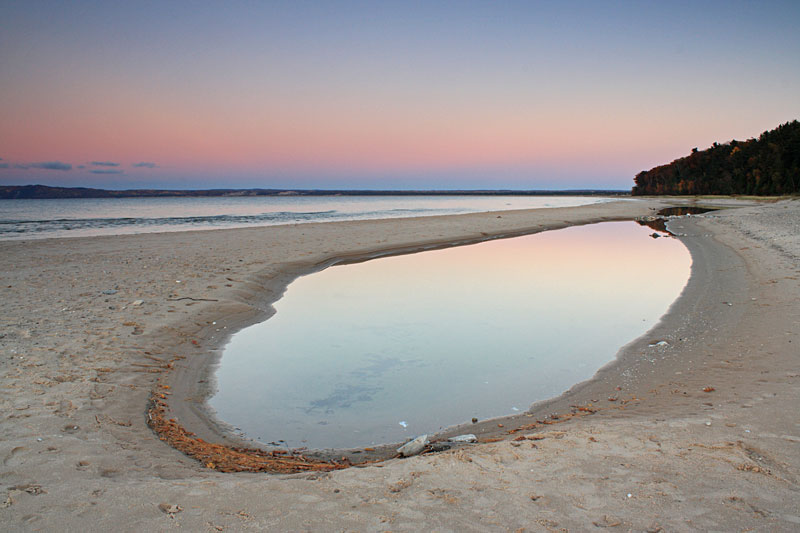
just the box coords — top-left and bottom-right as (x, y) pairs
(210, 222), (691, 450)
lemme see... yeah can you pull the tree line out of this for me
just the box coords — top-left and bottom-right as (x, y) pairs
(632, 120), (800, 195)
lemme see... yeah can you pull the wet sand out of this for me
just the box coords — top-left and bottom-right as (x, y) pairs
(1, 198), (798, 531)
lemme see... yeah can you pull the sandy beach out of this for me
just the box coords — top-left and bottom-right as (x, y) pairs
(2, 197), (799, 531)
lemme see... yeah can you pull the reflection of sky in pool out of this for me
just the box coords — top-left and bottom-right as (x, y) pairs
(210, 222), (691, 449)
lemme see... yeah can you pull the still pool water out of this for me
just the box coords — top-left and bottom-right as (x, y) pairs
(210, 222), (691, 450)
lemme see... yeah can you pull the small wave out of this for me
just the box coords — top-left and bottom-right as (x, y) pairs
(0, 210), (348, 235)
(0, 208), (469, 236)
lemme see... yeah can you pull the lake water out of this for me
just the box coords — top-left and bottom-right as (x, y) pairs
(210, 221), (691, 450)
(0, 195), (612, 240)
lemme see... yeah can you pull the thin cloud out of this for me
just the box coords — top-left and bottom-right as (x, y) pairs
(91, 161), (120, 167)
(90, 169), (124, 175)
(15, 161), (73, 171)
(132, 161), (157, 168)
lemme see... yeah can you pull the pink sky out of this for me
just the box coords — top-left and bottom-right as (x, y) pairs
(1, 2), (798, 189)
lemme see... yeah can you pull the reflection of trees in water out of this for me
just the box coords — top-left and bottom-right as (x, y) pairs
(636, 218), (669, 234)
(657, 207), (717, 217)
(637, 207), (719, 235)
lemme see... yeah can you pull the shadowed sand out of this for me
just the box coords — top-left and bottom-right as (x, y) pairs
(1, 198), (798, 530)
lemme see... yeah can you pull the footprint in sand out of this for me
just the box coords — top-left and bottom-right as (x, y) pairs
(3, 446), (26, 467)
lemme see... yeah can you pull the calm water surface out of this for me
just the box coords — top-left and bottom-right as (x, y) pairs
(210, 222), (690, 449)
(0, 195), (612, 240)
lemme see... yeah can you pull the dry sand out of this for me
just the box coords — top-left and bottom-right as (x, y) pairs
(1, 198), (798, 531)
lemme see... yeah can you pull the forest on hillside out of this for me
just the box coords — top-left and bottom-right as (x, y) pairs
(632, 120), (800, 195)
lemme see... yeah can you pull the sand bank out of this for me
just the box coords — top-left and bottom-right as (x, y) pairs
(1, 198), (798, 531)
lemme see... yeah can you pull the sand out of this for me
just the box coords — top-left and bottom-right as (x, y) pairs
(1, 198), (798, 531)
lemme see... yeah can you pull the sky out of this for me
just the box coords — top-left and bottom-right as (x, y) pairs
(1, 1), (799, 191)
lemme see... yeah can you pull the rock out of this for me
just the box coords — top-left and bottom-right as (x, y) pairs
(397, 434), (428, 457)
(158, 503), (183, 516)
(10, 484), (45, 495)
(448, 434), (478, 443)
(101, 289), (117, 295)
(131, 300), (144, 306)
(388, 478), (413, 492)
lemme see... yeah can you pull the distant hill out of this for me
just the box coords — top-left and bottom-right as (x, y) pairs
(0, 185), (284, 199)
(0, 185), (628, 200)
(632, 120), (800, 196)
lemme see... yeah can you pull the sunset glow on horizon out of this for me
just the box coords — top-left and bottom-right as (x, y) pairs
(1, 1), (798, 190)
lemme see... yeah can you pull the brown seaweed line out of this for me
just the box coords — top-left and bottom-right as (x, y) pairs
(146, 394), (349, 474)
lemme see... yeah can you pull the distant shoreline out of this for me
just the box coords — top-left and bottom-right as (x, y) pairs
(0, 184), (629, 200)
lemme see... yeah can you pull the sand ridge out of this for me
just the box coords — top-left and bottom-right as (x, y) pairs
(1, 198), (798, 531)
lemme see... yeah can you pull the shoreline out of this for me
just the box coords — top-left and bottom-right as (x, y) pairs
(2, 197), (798, 530)
(0, 194), (616, 242)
